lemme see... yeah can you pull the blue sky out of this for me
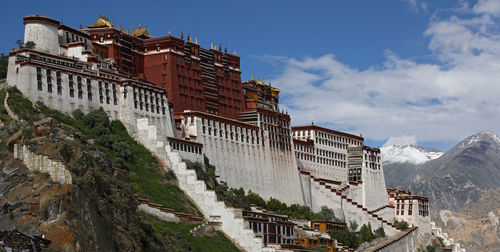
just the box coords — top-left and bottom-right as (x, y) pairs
(2, 0), (499, 151)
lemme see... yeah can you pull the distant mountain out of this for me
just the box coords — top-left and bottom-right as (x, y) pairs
(381, 144), (443, 188)
(381, 144), (443, 165)
(386, 130), (500, 210)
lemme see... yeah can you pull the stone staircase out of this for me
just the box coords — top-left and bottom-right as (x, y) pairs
(430, 222), (466, 252)
(308, 175), (400, 236)
(4, 91), (19, 121)
(135, 118), (272, 252)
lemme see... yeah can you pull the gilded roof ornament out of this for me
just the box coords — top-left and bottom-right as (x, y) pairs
(131, 24), (153, 39)
(86, 14), (113, 28)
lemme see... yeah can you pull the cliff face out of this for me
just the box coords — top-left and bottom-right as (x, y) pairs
(0, 126), (164, 251)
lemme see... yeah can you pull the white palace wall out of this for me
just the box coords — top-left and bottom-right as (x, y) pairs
(180, 114), (304, 205)
(7, 50), (175, 139)
(362, 168), (389, 211)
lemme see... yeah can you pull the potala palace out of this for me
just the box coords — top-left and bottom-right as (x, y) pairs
(5, 14), (464, 252)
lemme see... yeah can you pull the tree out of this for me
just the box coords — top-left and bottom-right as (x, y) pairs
(24, 41), (36, 49)
(394, 220), (409, 231)
(374, 226), (385, 238)
(0, 53), (7, 79)
(359, 223), (375, 242)
(316, 206), (337, 221)
(349, 220), (359, 232)
(16, 40), (36, 49)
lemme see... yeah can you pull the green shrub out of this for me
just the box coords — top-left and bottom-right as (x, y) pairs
(394, 219), (410, 231)
(72, 109), (85, 121)
(329, 221), (384, 249)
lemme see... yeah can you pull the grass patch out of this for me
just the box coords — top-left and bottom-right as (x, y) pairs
(141, 212), (240, 252)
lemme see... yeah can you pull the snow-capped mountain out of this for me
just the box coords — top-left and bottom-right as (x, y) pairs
(386, 130), (500, 211)
(380, 144), (443, 165)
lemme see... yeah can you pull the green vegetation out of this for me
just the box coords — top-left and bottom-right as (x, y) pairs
(394, 219), (410, 231)
(0, 53), (7, 79)
(315, 206), (342, 222)
(16, 40), (36, 49)
(329, 221), (386, 249)
(1, 86), (242, 250)
(5, 87), (200, 215)
(141, 212), (240, 252)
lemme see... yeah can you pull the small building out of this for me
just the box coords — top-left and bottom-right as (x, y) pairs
(387, 188), (431, 235)
(294, 227), (339, 252)
(242, 206), (296, 246)
(310, 220), (347, 233)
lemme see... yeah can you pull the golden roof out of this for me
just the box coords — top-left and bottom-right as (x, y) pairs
(131, 24), (153, 39)
(86, 14), (113, 28)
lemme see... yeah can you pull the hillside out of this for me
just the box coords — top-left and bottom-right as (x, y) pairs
(385, 131), (500, 211)
(383, 131), (500, 251)
(0, 86), (240, 251)
(434, 188), (500, 252)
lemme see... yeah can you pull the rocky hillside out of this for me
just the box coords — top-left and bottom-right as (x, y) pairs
(434, 188), (500, 252)
(386, 130), (500, 211)
(383, 131), (500, 251)
(0, 87), (239, 251)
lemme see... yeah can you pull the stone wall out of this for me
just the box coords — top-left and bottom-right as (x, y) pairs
(305, 174), (400, 236)
(430, 222), (466, 252)
(361, 168), (389, 211)
(13, 144), (72, 184)
(363, 227), (418, 252)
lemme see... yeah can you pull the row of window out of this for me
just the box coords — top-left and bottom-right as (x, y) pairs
(36, 67), (118, 106)
(315, 138), (350, 150)
(201, 117), (258, 136)
(170, 141), (202, 154)
(293, 130), (362, 147)
(365, 162), (381, 170)
(132, 86), (167, 115)
(294, 150), (346, 167)
(203, 126), (260, 145)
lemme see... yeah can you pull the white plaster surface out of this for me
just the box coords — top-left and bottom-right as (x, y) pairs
(14, 144), (72, 184)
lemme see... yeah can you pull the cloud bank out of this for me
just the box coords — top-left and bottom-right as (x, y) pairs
(268, 1), (500, 143)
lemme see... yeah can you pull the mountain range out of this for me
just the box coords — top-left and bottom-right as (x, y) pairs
(384, 130), (500, 210)
(383, 130), (500, 251)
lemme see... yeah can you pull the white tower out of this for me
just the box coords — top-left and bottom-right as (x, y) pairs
(23, 15), (60, 54)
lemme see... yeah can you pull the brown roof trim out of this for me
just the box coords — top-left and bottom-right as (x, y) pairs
(167, 137), (203, 147)
(291, 125), (364, 141)
(24, 15), (60, 26)
(363, 145), (381, 152)
(395, 195), (429, 201)
(59, 24), (90, 38)
(10, 48), (78, 62)
(310, 220), (347, 226)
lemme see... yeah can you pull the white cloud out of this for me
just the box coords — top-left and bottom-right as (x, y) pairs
(474, 0), (500, 17)
(267, 3), (500, 144)
(402, 0), (428, 12)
